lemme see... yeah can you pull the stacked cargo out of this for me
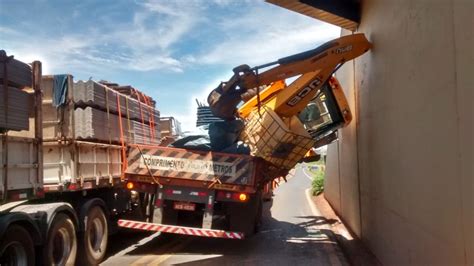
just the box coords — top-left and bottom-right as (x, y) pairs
(72, 80), (160, 144)
(99, 81), (156, 108)
(38, 77), (160, 144)
(0, 51), (32, 132)
(0, 51), (42, 201)
(38, 75), (160, 190)
(159, 116), (182, 138)
(195, 100), (223, 127)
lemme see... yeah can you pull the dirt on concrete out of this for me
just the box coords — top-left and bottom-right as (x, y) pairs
(313, 193), (382, 266)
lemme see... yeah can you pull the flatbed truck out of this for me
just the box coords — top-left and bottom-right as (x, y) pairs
(0, 56), (133, 265)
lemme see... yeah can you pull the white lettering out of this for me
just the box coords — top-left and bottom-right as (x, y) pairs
(140, 155), (236, 177)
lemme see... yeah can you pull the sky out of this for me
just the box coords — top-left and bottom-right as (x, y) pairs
(0, 0), (339, 131)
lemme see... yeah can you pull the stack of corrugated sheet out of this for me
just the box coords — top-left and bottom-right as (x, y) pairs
(0, 51), (32, 131)
(73, 80), (159, 123)
(74, 107), (160, 144)
(0, 50), (32, 88)
(74, 107), (129, 143)
(72, 79), (160, 145)
(131, 120), (160, 145)
(196, 106), (224, 127)
(99, 81), (156, 108)
(0, 86), (30, 131)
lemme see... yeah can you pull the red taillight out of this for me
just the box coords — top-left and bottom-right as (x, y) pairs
(36, 189), (45, 198)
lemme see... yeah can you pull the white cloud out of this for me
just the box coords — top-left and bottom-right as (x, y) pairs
(2, 1), (339, 77)
(2, 0), (205, 75)
(197, 7), (340, 66)
(1, 1), (342, 132)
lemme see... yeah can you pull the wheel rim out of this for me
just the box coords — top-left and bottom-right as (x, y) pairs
(1, 242), (27, 266)
(52, 228), (71, 265)
(88, 216), (106, 258)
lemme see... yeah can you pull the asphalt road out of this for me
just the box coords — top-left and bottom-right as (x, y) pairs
(102, 164), (347, 265)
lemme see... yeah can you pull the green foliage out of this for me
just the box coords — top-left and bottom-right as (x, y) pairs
(311, 169), (325, 196)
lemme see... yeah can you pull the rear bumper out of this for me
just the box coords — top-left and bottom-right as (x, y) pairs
(117, 219), (244, 239)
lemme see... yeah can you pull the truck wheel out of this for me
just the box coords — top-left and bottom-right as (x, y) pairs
(78, 206), (108, 265)
(0, 225), (35, 266)
(44, 213), (77, 265)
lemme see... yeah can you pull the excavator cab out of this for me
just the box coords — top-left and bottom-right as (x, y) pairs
(298, 76), (351, 144)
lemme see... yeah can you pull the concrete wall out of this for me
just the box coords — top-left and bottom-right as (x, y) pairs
(324, 0), (473, 265)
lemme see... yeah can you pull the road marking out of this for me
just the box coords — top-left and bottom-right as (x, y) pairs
(301, 164), (314, 181)
(130, 237), (182, 265)
(305, 188), (322, 216)
(130, 237), (193, 265)
(111, 232), (161, 259)
(147, 237), (194, 265)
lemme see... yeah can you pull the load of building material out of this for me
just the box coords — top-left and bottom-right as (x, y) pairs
(73, 80), (160, 145)
(35, 75), (160, 145)
(0, 85), (30, 131)
(74, 80), (159, 123)
(74, 107), (159, 144)
(196, 105), (224, 127)
(159, 117), (182, 138)
(0, 50), (32, 88)
(170, 120), (250, 155)
(0, 51), (32, 131)
(99, 81), (156, 108)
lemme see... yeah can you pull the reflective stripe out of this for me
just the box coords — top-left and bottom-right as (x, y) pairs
(117, 219), (244, 239)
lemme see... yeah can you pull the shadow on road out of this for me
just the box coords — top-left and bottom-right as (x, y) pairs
(110, 199), (349, 265)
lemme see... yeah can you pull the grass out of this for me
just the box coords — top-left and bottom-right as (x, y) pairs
(306, 159), (325, 196)
(311, 169), (325, 196)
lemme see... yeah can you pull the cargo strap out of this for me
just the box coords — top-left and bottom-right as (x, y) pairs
(116, 94), (127, 177)
(136, 145), (161, 186)
(255, 68), (262, 118)
(135, 90), (149, 144)
(143, 96), (155, 143)
(104, 87), (112, 145)
(125, 97), (133, 142)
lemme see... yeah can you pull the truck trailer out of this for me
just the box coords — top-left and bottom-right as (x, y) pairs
(0, 53), (153, 265)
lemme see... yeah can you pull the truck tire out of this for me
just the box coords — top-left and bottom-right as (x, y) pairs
(44, 213), (77, 265)
(0, 225), (35, 266)
(78, 206), (108, 265)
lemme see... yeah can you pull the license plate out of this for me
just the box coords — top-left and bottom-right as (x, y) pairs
(173, 202), (196, 211)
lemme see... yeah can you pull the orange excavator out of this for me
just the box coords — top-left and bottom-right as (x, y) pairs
(208, 33), (371, 151)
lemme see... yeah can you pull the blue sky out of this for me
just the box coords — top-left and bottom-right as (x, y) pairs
(0, 0), (339, 130)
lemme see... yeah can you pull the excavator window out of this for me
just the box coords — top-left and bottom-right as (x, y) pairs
(298, 81), (345, 141)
